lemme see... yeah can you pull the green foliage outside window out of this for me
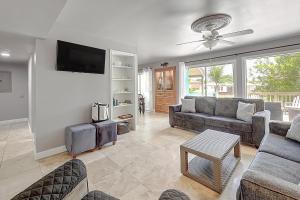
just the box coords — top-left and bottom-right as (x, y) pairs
(250, 53), (300, 92)
(208, 66), (233, 94)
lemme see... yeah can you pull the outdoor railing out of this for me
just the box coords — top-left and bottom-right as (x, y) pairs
(248, 92), (300, 108)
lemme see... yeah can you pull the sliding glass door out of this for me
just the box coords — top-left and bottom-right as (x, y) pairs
(185, 63), (234, 97)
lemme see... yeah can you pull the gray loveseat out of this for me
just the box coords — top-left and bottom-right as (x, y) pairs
(169, 96), (269, 147)
(238, 121), (300, 200)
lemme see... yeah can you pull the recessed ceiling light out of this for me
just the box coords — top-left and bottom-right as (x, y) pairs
(1, 51), (10, 57)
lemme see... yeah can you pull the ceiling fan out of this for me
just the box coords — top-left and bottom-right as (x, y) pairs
(177, 14), (254, 50)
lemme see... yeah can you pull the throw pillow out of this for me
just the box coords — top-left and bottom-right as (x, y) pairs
(286, 115), (300, 142)
(181, 98), (196, 113)
(236, 101), (255, 122)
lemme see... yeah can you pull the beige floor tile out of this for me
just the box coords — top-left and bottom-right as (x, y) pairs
(170, 175), (219, 200)
(93, 170), (141, 198)
(6, 123), (32, 142)
(0, 152), (40, 179)
(120, 157), (158, 182)
(0, 167), (43, 199)
(99, 141), (129, 157)
(77, 149), (106, 165)
(38, 152), (71, 174)
(107, 147), (142, 168)
(0, 141), (6, 167)
(2, 138), (34, 161)
(0, 125), (10, 141)
(141, 163), (181, 193)
(121, 184), (156, 200)
(86, 157), (121, 184)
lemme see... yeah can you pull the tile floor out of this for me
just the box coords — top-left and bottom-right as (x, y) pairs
(0, 112), (256, 200)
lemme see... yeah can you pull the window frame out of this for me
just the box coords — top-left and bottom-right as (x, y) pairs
(185, 59), (237, 97)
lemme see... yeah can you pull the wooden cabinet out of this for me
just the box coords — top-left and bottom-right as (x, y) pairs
(155, 67), (177, 113)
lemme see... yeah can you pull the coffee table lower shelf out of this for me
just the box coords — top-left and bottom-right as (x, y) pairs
(185, 154), (240, 193)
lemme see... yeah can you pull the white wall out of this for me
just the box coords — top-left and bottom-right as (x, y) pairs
(139, 35), (300, 102)
(32, 36), (136, 154)
(0, 62), (28, 121)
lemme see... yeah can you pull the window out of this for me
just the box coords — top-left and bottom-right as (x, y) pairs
(185, 63), (234, 97)
(246, 52), (300, 121)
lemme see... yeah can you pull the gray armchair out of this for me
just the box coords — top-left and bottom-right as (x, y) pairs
(265, 102), (283, 121)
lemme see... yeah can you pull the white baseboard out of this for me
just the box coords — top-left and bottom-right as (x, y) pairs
(34, 145), (67, 160)
(0, 118), (28, 125)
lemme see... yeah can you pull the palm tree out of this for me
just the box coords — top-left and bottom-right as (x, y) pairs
(208, 66), (233, 96)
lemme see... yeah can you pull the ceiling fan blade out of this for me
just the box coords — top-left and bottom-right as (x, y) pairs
(219, 29), (254, 38)
(176, 39), (205, 45)
(218, 39), (235, 46)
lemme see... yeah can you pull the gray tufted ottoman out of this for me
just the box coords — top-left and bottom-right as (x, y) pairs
(159, 189), (190, 200)
(93, 120), (117, 148)
(65, 123), (96, 158)
(12, 159), (88, 200)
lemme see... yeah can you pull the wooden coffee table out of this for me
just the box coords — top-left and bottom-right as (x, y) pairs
(180, 129), (240, 193)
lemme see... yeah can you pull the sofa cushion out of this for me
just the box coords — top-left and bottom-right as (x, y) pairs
(185, 96), (216, 115)
(181, 98), (196, 113)
(238, 98), (264, 112)
(286, 115), (300, 142)
(175, 112), (210, 121)
(215, 98), (239, 118)
(174, 112), (209, 131)
(259, 133), (300, 163)
(237, 102), (255, 122)
(249, 152), (300, 185)
(205, 116), (252, 133)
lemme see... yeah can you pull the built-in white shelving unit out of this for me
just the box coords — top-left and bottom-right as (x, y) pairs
(110, 50), (137, 130)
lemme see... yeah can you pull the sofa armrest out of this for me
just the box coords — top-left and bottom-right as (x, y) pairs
(269, 120), (291, 137)
(12, 159), (88, 200)
(252, 110), (270, 147)
(239, 170), (300, 200)
(170, 104), (182, 112)
(169, 105), (182, 127)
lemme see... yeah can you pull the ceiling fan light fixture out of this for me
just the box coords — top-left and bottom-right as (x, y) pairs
(177, 13), (253, 51)
(191, 14), (232, 32)
(203, 40), (218, 50)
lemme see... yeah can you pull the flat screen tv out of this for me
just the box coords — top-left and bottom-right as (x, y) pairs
(56, 40), (106, 74)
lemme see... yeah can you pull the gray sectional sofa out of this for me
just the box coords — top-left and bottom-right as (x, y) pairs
(169, 96), (269, 147)
(238, 121), (300, 200)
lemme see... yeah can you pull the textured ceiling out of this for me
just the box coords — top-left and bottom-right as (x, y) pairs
(0, 0), (300, 64)
(0, 31), (35, 63)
